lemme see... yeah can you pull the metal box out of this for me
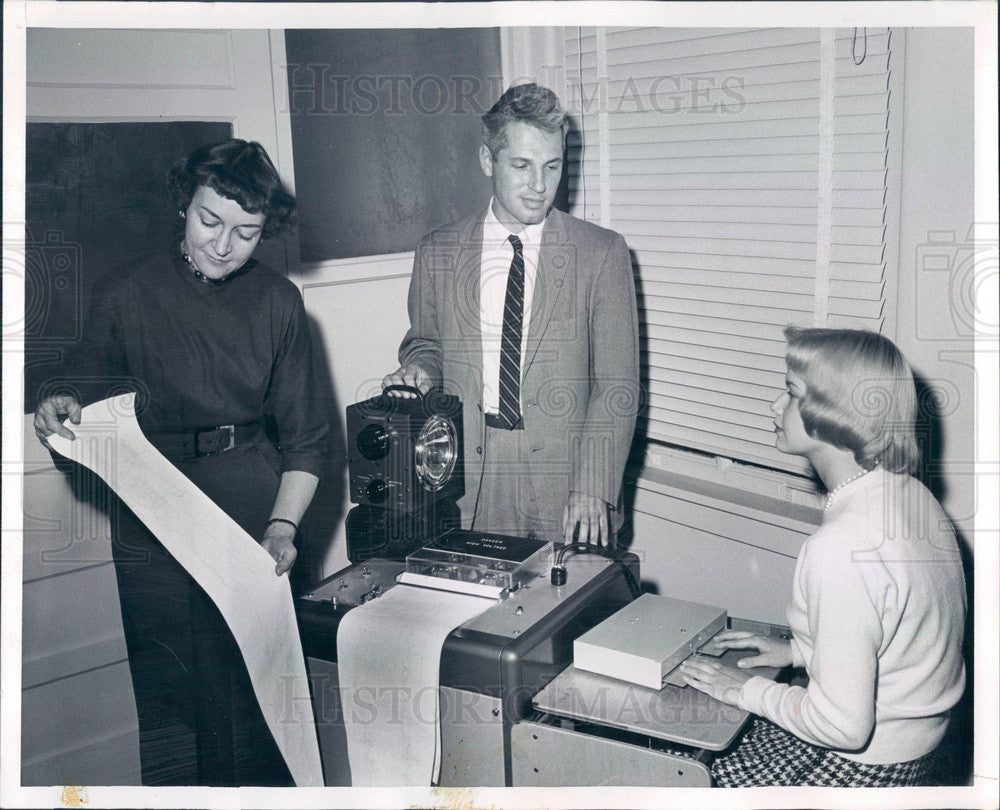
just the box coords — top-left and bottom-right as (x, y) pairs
(345, 389), (463, 511)
(573, 593), (726, 689)
(401, 530), (551, 597)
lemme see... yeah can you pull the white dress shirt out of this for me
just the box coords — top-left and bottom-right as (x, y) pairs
(480, 201), (544, 415)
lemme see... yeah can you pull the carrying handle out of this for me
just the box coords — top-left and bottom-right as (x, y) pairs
(382, 384), (425, 398)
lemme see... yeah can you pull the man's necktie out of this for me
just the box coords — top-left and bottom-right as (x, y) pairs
(498, 234), (525, 429)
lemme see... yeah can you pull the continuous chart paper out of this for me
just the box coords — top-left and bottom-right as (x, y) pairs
(47, 394), (323, 787)
(337, 583), (492, 786)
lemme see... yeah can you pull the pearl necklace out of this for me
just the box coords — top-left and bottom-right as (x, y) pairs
(824, 468), (871, 513)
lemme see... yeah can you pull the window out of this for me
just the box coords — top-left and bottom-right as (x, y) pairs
(560, 27), (897, 476)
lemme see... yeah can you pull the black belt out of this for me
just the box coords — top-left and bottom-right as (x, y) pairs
(147, 422), (263, 460)
(484, 412), (523, 431)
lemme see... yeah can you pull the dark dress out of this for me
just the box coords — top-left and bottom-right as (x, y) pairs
(65, 249), (328, 786)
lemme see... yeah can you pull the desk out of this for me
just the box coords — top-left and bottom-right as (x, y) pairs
(509, 650), (780, 786)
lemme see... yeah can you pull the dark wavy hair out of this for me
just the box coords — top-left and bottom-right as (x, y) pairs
(785, 326), (919, 474)
(481, 83), (569, 158)
(168, 139), (296, 239)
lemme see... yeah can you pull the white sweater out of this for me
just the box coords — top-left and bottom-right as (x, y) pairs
(737, 468), (966, 764)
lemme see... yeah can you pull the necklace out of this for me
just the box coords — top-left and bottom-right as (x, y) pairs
(180, 247), (233, 286)
(824, 467), (872, 513)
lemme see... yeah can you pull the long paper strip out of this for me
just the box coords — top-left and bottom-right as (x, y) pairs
(337, 583), (492, 785)
(48, 394), (323, 787)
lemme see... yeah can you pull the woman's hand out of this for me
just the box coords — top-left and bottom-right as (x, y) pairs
(705, 630), (794, 669)
(261, 522), (298, 576)
(263, 471), (318, 576)
(34, 395), (82, 448)
(679, 655), (754, 706)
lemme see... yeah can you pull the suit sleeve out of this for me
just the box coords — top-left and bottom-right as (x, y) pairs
(397, 233), (444, 388)
(570, 233), (640, 506)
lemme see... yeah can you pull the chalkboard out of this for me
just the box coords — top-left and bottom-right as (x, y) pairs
(23, 121), (233, 411)
(285, 28), (502, 261)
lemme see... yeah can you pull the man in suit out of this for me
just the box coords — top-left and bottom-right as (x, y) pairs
(383, 83), (639, 546)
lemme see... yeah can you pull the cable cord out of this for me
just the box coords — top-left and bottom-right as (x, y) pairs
(852, 27), (867, 65)
(554, 541), (642, 600)
(576, 26), (587, 216)
(468, 419), (490, 531)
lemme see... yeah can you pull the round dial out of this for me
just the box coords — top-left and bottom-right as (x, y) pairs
(365, 478), (389, 504)
(357, 423), (390, 461)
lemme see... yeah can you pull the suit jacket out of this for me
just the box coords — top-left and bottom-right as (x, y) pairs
(398, 206), (640, 533)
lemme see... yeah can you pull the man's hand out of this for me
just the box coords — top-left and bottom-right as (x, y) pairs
(261, 522), (298, 576)
(679, 655), (755, 706)
(562, 492), (611, 547)
(702, 630), (794, 669)
(382, 364), (432, 398)
(34, 395), (82, 448)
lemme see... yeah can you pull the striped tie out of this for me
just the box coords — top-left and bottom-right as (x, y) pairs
(498, 234), (525, 429)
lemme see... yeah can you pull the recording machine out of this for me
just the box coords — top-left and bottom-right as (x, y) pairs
(296, 389), (770, 787)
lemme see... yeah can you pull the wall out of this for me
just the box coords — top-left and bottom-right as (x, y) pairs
(25, 28), (297, 250)
(892, 25), (978, 784)
(894, 28), (976, 547)
(20, 414), (141, 785)
(626, 465), (814, 624)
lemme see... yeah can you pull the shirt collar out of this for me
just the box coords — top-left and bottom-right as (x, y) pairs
(483, 199), (546, 251)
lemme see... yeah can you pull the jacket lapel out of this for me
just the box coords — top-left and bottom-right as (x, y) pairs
(453, 214), (484, 393)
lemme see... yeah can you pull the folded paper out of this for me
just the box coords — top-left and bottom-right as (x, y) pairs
(337, 583), (492, 785)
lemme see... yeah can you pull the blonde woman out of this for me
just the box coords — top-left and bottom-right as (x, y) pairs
(680, 327), (966, 786)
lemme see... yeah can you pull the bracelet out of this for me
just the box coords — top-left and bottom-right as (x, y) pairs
(267, 517), (299, 533)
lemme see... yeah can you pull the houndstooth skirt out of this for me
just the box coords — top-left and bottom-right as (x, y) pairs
(711, 718), (938, 787)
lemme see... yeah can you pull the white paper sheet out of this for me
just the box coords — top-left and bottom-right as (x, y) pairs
(47, 394), (323, 787)
(336, 583), (493, 786)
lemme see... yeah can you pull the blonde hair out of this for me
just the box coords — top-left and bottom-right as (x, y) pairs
(481, 83), (569, 159)
(784, 327), (919, 474)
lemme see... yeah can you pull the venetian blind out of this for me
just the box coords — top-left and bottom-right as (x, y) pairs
(564, 27), (894, 475)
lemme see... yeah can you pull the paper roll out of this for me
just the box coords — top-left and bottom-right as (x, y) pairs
(336, 583), (493, 786)
(47, 394), (323, 787)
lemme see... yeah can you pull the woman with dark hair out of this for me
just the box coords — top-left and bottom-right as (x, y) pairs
(33, 138), (328, 786)
(680, 327), (966, 787)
